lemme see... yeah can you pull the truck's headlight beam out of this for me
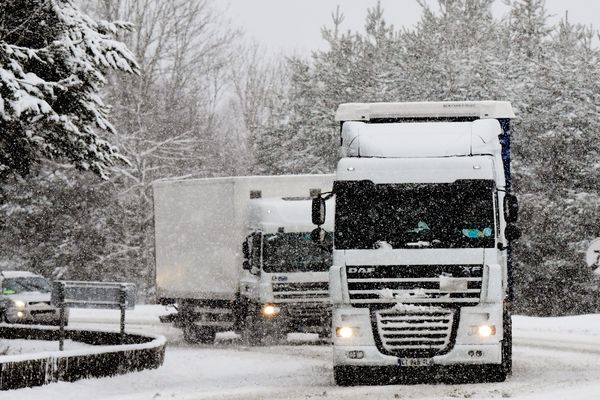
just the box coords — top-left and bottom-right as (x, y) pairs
(336, 326), (358, 338)
(476, 324), (496, 337)
(261, 304), (280, 318)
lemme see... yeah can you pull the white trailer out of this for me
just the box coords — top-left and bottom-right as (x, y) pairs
(153, 174), (334, 343)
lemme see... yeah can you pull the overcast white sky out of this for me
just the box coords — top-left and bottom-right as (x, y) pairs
(224, 0), (600, 54)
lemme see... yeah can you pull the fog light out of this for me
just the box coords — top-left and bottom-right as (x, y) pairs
(336, 326), (357, 338)
(261, 304), (280, 318)
(468, 350), (483, 358)
(16, 311), (25, 318)
(347, 350), (364, 359)
(477, 324), (496, 337)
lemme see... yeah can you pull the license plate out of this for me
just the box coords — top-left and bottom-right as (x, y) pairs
(398, 358), (434, 367)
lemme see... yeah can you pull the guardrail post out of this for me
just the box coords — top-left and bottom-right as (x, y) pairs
(58, 282), (65, 351)
(120, 285), (126, 343)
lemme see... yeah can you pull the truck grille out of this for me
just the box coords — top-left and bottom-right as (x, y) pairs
(374, 307), (456, 356)
(347, 265), (483, 307)
(272, 282), (329, 303)
(285, 303), (331, 329)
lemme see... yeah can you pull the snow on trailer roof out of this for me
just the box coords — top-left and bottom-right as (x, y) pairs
(335, 101), (515, 122)
(152, 173), (334, 188)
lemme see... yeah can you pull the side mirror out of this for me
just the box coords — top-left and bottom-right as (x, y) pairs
(242, 260), (251, 271)
(310, 227), (326, 244)
(504, 194), (519, 223)
(242, 241), (249, 259)
(505, 224), (521, 242)
(312, 196), (326, 226)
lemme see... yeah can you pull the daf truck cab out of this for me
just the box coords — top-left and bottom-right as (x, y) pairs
(239, 196), (334, 343)
(312, 101), (520, 385)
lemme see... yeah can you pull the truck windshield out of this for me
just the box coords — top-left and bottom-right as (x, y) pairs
(2, 277), (51, 294)
(263, 232), (333, 273)
(334, 180), (496, 250)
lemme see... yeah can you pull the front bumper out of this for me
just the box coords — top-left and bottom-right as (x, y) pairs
(5, 307), (67, 325)
(260, 303), (332, 334)
(334, 343), (501, 366)
(332, 304), (503, 367)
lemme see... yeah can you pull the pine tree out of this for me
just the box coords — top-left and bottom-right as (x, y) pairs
(0, 0), (138, 181)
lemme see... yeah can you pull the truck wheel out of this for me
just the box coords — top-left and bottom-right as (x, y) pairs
(241, 313), (261, 345)
(503, 307), (513, 375)
(334, 366), (360, 386)
(241, 312), (287, 346)
(484, 307), (512, 382)
(182, 324), (216, 344)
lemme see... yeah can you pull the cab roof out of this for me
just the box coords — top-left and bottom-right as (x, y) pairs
(0, 270), (42, 279)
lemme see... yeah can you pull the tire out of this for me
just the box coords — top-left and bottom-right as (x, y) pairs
(182, 324), (216, 344)
(241, 313), (262, 346)
(502, 307), (513, 375)
(334, 366), (360, 386)
(241, 304), (286, 346)
(484, 365), (507, 383)
(483, 307), (512, 382)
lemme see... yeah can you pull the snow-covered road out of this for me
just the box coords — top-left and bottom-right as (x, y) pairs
(5, 306), (600, 400)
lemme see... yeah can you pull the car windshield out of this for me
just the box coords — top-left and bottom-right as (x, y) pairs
(334, 179), (496, 250)
(2, 277), (51, 294)
(262, 232), (333, 273)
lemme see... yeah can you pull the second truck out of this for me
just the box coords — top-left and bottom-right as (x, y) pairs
(154, 174), (334, 344)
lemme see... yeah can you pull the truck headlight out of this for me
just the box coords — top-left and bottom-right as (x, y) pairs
(472, 324), (496, 337)
(261, 304), (280, 318)
(336, 326), (358, 338)
(13, 300), (26, 309)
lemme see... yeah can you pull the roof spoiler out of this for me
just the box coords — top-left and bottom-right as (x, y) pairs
(335, 101), (515, 122)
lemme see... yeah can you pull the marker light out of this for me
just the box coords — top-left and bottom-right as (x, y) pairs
(336, 326), (357, 338)
(16, 311), (25, 318)
(477, 324), (496, 337)
(261, 304), (280, 318)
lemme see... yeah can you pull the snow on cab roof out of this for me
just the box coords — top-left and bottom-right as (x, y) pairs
(335, 101), (515, 122)
(248, 196), (334, 233)
(0, 270), (41, 278)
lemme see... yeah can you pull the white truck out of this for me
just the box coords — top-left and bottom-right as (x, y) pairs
(311, 101), (520, 384)
(153, 174), (334, 344)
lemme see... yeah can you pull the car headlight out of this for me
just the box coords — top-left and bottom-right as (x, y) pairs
(12, 300), (26, 309)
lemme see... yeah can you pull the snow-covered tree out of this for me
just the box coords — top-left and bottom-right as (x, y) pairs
(0, 0), (138, 181)
(90, 0), (240, 295)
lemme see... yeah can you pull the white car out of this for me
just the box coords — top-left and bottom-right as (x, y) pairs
(0, 271), (68, 325)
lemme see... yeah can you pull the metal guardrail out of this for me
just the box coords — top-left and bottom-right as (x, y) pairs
(0, 325), (165, 390)
(51, 281), (136, 350)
